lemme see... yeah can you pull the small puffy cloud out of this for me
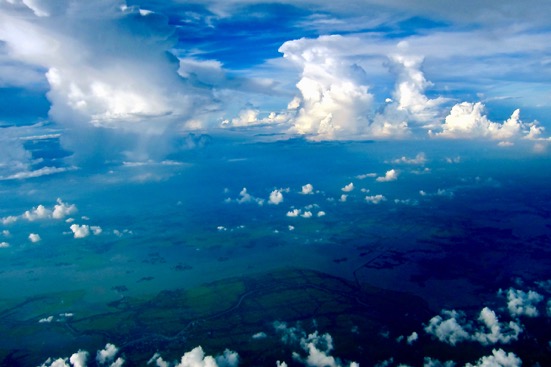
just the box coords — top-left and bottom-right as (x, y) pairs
(301, 211), (313, 218)
(434, 102), (542, 141)
(406, 331), (418, 345)
(69, 351), (89, 367)
(504, 288), (544, 317)
(228, 188), (265, 206)
(376, 169), (398, 182)
(0, 241), (10, 248)
(90, 226), (102, 235)
(317, 211), (326, 217)
(392, 152), (427, 165)
(53, 198), (78, 219)
(341, 183), (354, 192)
(301, 184), (314, 195)
(288, 225), (295, 231)
(2, 230), (10, 237)
(23, 205), (52, 221)
(472, 307), (522, 345)
(252, 332), (267, 340)
(1, 216), (18, 225)
(269, 189), (284, 205)
(425, 310), (471, 346)
(96, 343), (119, 365)
(70, 224), (90, 239)
(464, 349), (521, 367)
(365, 195), (386, 204)
(29, 233), (41, 243)
(287, 209), (301, 217)
(169, 346), (238, 367)
(339, 194), (347, 202)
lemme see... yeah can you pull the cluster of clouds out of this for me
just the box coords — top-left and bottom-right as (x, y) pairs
(1, 198), (77, 225)
(273, 321), (359, 367)
(39, 343), (124, 367)
(0, 0), (548, 172)
(147, 346), (239, 367)
(425, 286), (549, 350)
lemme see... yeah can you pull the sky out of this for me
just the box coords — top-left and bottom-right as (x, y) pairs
(1, 1), (551, 366)
(1, 0), (551, 174)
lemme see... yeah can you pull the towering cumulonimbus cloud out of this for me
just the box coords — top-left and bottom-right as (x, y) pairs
(279, 35), (374, 140)
(0, 0), (216, 162)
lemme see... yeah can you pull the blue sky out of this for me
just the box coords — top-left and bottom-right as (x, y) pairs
(1, 0), (551, 177)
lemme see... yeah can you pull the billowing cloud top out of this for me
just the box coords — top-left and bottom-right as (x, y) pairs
(0, 0), (550, 169)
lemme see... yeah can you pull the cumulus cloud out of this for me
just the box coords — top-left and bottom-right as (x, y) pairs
(39, 344), (123, 367)
(434, 102), (542, 141)
(53, 198), (78, 219)
(29, 233), (41, 243)
(356, 173), (377, 179)
(269, 189), (284, 205)
(0, 1), (217, 162)
(228, 188), (265, 206)
(0, 241), (9, 248)
(2, 198), (77, 224)
(503, 288), (544, 317)
(464, 349), (521, 367)
(286, 209), (301, 217)
(279, 35), (373, 140)
(341, 183), (354, 192)
(252, 332), (267, 340)
(301, 211), (313, 218)
(70, 224), (101, 239)
(96, 343), (119, 365)
(392, 152), (427, 165)
(23, 204), (52, 221)
(425, 310), (471, 346)
(69, 351), (89, 367)
(148, 346), (238, 367)
(425, 307), (522, 346)
(365, 195), (386, 204)
(406, 331), (418, 345)
(221, 108), (288, 128)
(317, 211), (326, 217)
(339, 194), (347, 202)
(376, 169), (398, 182)
(472, 307), (522, 345)
(301, 184), (314, 195)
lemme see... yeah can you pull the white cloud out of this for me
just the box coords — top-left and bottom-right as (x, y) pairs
(230, 188), (265, 206)
(356, 173), (377, 179)
(365, 195), (386, 204)
(376, 169), (398, 182)
(53, 198), (78, 219)
(317, 211), (326, 217)
(269, 189), (284, 205)
(286, 209), (301, 217)
(434, 102), (541, 141)
(70, 224), (90, 239)
(301, 184), (314, 195)
(339, 194), (347, 202)
(158, 346), (239, 367)
(0, 242), (9, 248)
(425, 310), (471, 346)
(69, 351), (89, 367)
(1, 215), (18, 225)
(39, 315), (54, 323)
(465, 349), (521, 367)
(392, 152), (427, 165)
(288, 225), (295, 231)
(2, 230), (10, 237)
(29, 233), (41, 243)
(23, 204), (52, 221)
(252, 332), (267, 340)
(423, 357), (456, 367)
(279, 35), (374, 140)
(503, 288), (544, 317)
(472, 307), (522, 345)
(406, 331), (418, 345)
(301, 211), (313, 218)
(341, 183), (354, 192)
(96, 343), (119, 365)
